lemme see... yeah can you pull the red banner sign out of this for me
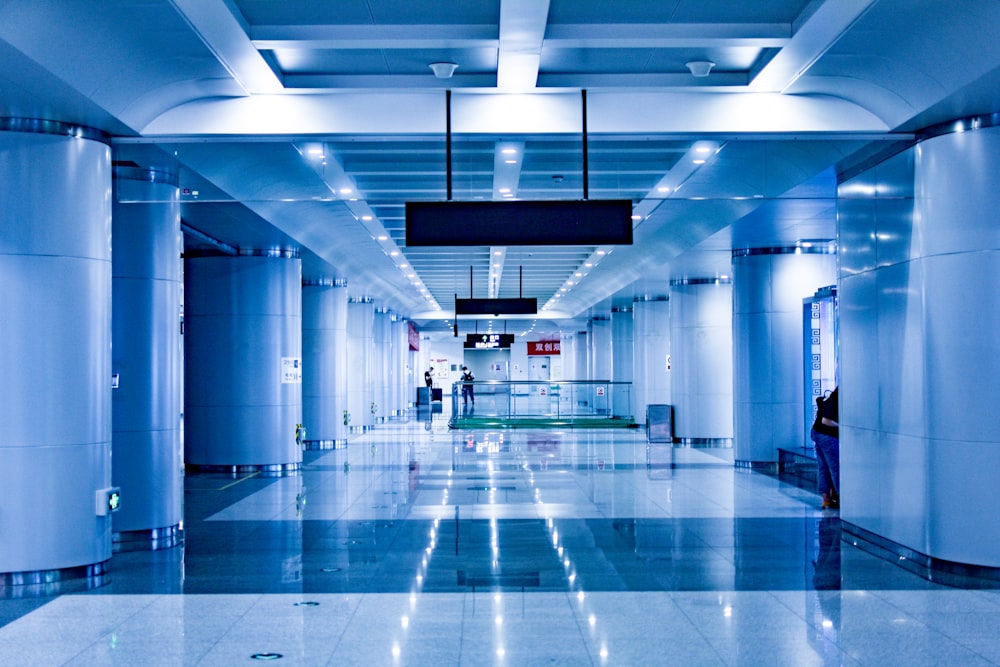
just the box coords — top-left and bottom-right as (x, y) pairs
(528, 341), (560, 355)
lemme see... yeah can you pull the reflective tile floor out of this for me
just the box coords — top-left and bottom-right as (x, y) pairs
(4, 415), (1000, 665)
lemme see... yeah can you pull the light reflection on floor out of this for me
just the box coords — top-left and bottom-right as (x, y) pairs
(3, 417), (1000, 666)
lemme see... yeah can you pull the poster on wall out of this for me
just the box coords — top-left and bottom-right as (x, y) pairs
(281, 357), (302, 384)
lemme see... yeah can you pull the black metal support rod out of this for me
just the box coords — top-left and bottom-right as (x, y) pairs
(582, 89), (589, 201)
(446, 89), (453, 201)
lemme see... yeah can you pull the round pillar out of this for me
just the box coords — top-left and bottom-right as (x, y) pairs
(669, 278), (734, 446)
(347, 298), (375, 432)
(732, 247), (836, 467)
(0, 119), (113, 585)
(111, 166), (183, 550)
(633, 296), (670, 426)
(184, 251), (303, 472)
(302, 278), (348, 449)
(839, 119), (1000, 569)
(611, 307), (634, 419)
(373, 308), (391, 423)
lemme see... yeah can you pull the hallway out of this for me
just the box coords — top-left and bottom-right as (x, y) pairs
(2, 418), (998, 666)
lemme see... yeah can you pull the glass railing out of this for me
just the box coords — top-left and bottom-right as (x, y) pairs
(448, 380), (635, 428)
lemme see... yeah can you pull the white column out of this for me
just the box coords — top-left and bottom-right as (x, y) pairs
(669, 279), (733, 445)
(373, 308), (391, 423)
(347, 298), (375, 432)
(302, 278), (348, 449)
(839, 121), (1000, 568)
(632, 296), (670, 426)
(732, 248), (836, 466)
(0, 121), (113, 578)
(612, 307), (634, 419)
(111, 166), (183, 549)
(185, 251), (303, 471)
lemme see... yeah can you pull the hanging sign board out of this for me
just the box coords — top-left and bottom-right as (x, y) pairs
(464, 334), (514, 349)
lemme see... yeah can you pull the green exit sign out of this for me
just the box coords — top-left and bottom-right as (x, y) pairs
(96, 487), (121, 516)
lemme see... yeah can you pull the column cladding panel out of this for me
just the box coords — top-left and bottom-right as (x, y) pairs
(184, 255), (302, 467)
(0, 129), (113, 573)
(670, 282), (733, 441)
(732, 252), (836, 463)
(839, 125), (1000, 567)
(347, 300), (375, 429)
(302, 282), (348, 445)
(111, 173), (183, 538)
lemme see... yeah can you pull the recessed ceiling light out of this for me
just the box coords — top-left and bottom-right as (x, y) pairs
(377, 235), (387, 240)
(498, 187), (511, 193)
(494, 251), (502, 255)
(693, 159), (706, 165)
(631, 214), (642, 221)
(390, 251), (399, 256)
(657, 186), (670, 193)
(362, 215), (374, 221)
(584, 263), (593, 267)
(504, 159), (516, 164)
(597, 250), (606, 255)
(400, 263), (408, 268)
(501, 148), (517, 155)
(339, 187), (353, 194)
(695, 146), (712, 154)
(575, 272), (582, 277)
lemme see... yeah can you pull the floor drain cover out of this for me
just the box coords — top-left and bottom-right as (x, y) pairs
(251, 653), (283, 660)
(294, 601), (320, 607)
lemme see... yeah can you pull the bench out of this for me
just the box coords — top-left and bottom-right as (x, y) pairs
(777, 446), (817, 491)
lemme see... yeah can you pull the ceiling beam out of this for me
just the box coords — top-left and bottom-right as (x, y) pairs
(169, 0), (284, 94)
(750, 0), (877, 92)
(543, 23), (790, 48)
(251, 24), (497, 49)
(497, 0), (550, 91)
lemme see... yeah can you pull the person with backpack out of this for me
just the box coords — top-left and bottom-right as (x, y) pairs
(461, 366), (475, 405)
(811, 387), (840, 509)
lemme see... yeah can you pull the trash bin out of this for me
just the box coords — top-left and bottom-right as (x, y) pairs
(646, 404), (673, 443)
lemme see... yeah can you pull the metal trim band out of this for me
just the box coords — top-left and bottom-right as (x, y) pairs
(349, 297), (375, 304)
(0, 117), (110, 144)
(304, 439), (347, 450)
(186, 463), (301, 477)
(1, 561), (110, 599)
(919, 112), (1000, 142)
(303, 278), (348, 287)
(732, 244), (836, 258)
(633, 295), (668, 302)
(113, 165), (179, 187)
(611, 306), (633, 313)
(238, 248), (300, 258)
(669, 277), (733, 286)
(842, 520), (1000, 586)
(734, 460), (779, 474)
(674, 437), (733, 447)
(113, 525), (184, 552)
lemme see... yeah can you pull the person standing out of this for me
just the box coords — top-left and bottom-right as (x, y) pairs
(461, 366), (475, 405)
(811, 387), (840, 509)
(424, 367), (434, 387)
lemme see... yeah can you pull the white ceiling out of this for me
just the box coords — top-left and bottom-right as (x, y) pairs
(3, 0), (1000, 337)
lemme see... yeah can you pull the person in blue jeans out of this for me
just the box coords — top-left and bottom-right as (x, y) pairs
(461, 366), (475, 405)
(810, 387), (840, 509)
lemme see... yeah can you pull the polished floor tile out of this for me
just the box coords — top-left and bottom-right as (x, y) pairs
(3, 416), (1000, 666)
